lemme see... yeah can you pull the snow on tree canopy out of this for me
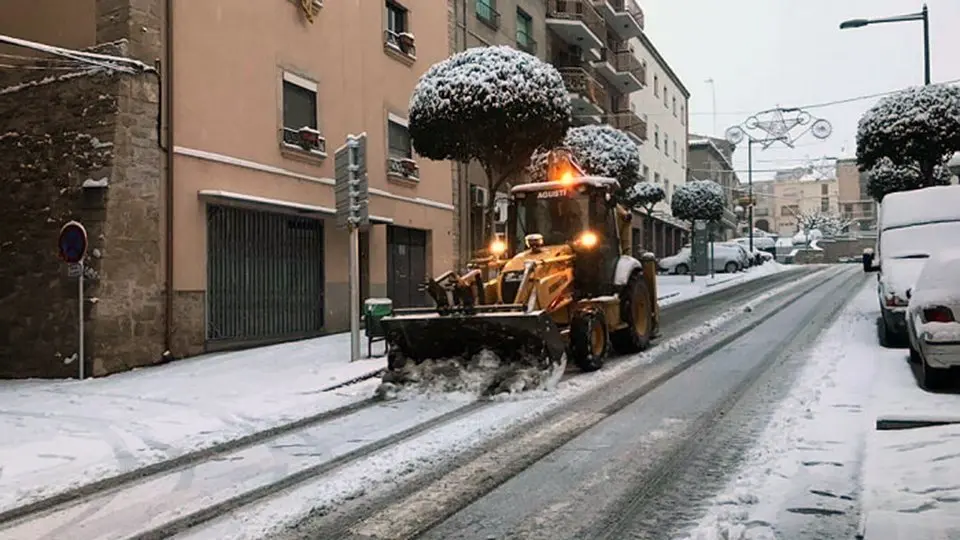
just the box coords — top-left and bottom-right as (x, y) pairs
(867, 156), (953, 202)
(623, 181), (665, 212)
(408, 45), (571, 168)
(671, 180), (725, 223)
(856, 84), (960, 183)
(527, 125), (640, 187)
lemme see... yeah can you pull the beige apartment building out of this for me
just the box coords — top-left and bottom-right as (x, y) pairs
(453, 0), (689, 260)
(0, 0), (454, 377)
(835, 158), (877, 233)
(771, 178), (840, 237)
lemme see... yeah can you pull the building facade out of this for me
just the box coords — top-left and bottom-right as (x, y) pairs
(835, 158), (877, 234)
(0, 0), (454, 377)
(750, 180), (776, 233)
(450, 0), (689, 262)
(687, 135), (740, 239)
(770, 177), (840, 237)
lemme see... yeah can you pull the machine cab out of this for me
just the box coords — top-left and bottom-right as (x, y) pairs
(507, 169), (625, 297)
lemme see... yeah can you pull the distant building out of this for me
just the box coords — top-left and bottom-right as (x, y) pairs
(687, 134), (740, 239)
(836, 158), (878, 233)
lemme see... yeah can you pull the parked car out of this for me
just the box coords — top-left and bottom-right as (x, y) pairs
(658, 243), (744, 274)
(905, 248), (960, 389)
(722, 242), (753, 269)
(863, 185), (960, 347)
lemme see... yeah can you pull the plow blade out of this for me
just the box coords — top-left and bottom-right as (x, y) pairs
(380, 307), (567, 369)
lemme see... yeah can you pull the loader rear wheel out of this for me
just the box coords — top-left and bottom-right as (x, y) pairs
(570, 310), (607, 372)
(611, 270), (653, 355)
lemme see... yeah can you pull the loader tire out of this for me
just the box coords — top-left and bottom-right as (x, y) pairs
(611, 270), (653, 355)
(570, 310), (608, 372)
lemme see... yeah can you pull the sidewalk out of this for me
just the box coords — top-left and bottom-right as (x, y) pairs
(0, 261), (795, 519)
(0, 332), (386, 515)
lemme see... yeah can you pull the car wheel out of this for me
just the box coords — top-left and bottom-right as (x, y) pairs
(724, 261), (739, 273)
(675, 263), (689, 275)
(877, 317), (892, 348)
(921, 357), (951, 391)
(909, 344), (922, 364)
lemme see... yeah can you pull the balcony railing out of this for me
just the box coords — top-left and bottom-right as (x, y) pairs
(608, 0), (644, 29)
(546, 0), (606, 43)
(387, 156), (420, 181)
(607, 110), (647, 141)
(559, 67), (608, 110)
(475, 0), (500, 29)
(612, 49), (645, 84)
(383, 29), (416, 59)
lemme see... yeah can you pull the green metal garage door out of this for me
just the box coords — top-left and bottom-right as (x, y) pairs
(206, 205), (325, 346)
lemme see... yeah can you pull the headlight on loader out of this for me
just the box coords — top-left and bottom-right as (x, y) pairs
(490, 238), (507, 257)
(577, 231), (598, 249)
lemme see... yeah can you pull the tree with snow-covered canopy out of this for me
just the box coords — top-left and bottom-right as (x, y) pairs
(670, 180), (725, 223)
(624, 181), (665, 214)
(866, 156), (954, 202)
(528, 124), (641, 187)
(795, 210), (853, 238)
(856, 84), (960, 195)
(408, 45), (572, 239)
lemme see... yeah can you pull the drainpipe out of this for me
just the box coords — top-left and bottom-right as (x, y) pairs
(162, 0), (175, 359)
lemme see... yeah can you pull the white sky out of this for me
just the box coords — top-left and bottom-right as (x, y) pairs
(642, 0), (960, 181)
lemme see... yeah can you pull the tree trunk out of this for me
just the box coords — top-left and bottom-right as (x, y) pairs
(920, 157), (937, 188)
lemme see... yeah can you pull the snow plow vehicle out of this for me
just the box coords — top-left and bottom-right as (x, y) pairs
(379, 159), (661, 391)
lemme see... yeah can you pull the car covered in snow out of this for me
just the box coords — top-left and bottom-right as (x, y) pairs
(906, 248), (960, 389)
(658, 243), (744, 274)
(863, 185), (960, 347)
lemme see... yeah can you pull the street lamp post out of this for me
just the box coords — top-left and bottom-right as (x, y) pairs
(840, 4), (931, 85)
(725, 108), (833, 253)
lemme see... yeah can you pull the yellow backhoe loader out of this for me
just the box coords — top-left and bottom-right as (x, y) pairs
(379, 155), (661, 382)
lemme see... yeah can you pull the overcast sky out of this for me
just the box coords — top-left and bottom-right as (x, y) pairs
(642, 0), (960, 181)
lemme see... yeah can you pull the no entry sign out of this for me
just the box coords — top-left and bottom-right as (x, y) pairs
(58, 221), (88, 264)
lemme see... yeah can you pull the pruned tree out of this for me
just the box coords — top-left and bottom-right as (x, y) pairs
(795, 210), (853, 238)
(866, 156), (954, 202)
(670, 180), (725, 223)
(528, 124), (641, 192)
(409, 45), (572, 239)
(623, 181), (665, 214)
(857, 84), (960, 191)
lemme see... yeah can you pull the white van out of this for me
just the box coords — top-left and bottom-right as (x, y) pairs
(863, 185), (960, 347)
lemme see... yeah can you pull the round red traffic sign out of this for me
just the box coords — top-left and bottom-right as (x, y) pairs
(58, 221), (88, 263)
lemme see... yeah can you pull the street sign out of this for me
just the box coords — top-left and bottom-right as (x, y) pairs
(67, 263), (83, 278)
(335, 133), (369, 229)
(58, 221), (88, 263)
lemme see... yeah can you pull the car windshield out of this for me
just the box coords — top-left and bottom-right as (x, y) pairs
(515, 190), (590, 247)
(881, 221), (960, 260)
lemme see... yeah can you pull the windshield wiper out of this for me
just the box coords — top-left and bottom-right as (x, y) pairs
(892, 254), (930, 259)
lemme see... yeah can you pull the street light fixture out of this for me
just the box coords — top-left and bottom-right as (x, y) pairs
(725, 108), (833, 253)
(839, 4), (931, 85)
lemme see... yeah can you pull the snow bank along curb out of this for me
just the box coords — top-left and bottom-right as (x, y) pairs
(186, 266), (844, 539)
(680, 277), (875, 540)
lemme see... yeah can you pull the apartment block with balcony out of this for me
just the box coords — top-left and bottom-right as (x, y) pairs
(0, 0), (454, 377)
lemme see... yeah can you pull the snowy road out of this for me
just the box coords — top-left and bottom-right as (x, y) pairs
(0, 265), (831, 540)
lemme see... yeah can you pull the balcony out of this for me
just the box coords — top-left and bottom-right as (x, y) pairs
(607, 110), (647, 143)
(545, 0), (605, 60)
(559, 67), (608, 119)
(387, 156), (420, 182)
(475, 0), (500, 30)
(592, 48), (645, 93)
(592, 0), (644, 39)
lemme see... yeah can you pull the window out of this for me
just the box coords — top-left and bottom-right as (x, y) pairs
(476, 0), (499, 28)
(680, 104), (685, 124)
(663, 86), (668, 106)
(664, 178), (671, 200)
(386, 1), (407, 34)
(642, 165), (650, 182)
(388, 117), (412, 159)
(664, 134), (669, 156)
(654, 124), (660, 148)
(654, 172), (661, 184)
(821, 184), (828, 195)
(821, 198), (830, 212)
(673, 141), (677, 160)
(672, 97), (677, 116)
(281, 73), (324, 154)
(516, 8), (534, 52)
(654, 75), (659, 96)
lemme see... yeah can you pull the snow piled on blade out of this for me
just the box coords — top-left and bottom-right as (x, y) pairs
(376, 350), (567, 401)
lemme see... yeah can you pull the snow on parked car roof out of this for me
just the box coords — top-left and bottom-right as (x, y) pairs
(880, 185), (960, 232)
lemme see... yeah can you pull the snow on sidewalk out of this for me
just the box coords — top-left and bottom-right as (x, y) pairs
(0, 332), (385, 516)
(680, 277), (885, 540)
(860, 326), (960, 538)
(658, 260), (796, 307)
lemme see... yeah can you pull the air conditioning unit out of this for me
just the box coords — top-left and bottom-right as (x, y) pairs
(471, 185), (488, 208)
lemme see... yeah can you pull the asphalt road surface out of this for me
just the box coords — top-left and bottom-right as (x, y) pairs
(278, 265), (868, 540)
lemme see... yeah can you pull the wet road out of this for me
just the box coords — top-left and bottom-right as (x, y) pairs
(316, 266), (867, 540)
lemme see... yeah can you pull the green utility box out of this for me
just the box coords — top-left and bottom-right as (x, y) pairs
(364, 298), (393, 357)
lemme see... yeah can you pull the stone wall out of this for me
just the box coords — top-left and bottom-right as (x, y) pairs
(0, 53), (164, 377)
